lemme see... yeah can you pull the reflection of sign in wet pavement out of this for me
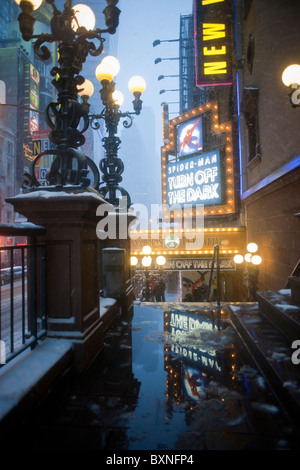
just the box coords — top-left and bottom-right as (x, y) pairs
(165, 310), (225, 374)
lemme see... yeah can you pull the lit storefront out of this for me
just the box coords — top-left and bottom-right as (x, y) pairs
(130, 226), (245, 302)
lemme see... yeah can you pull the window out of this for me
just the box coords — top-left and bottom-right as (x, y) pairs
(7, 141), (13, 156)
(241, 87), (261, 163)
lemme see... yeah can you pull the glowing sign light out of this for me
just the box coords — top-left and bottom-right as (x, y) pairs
(166, 150), (221, 206)
(194, 0), (233, 87)
(161, 100), (235, 216)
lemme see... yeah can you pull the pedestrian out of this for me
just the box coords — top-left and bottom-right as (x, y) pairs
(158, 278), (166, 301)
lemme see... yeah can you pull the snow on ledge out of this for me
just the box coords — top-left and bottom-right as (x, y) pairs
(100, 296), (117, 317)
(13, 189), (106, 202)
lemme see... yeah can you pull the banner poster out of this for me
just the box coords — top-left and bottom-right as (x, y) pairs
(29, 64), (39, 135)
(181, 270), (214, 302)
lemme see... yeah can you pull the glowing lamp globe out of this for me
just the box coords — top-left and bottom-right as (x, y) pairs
(244, 253), (252, 262)
(251, 255), (262, 265)
(142, 256), (152, 268)
(72, 4), (96, 31)
(78, 79), (94, 98)
(102, 56), (120, 77)
(128, 76), (146, 94)
(14, 0), (43, 9)
(247, 242), (258, 253)
(282, 64), (300, 87)
(112, 90), (124, 107)
(142, 245), (151, 255)
(95, 61), (115, 83)
(233, 254), (243, 264)
(130, 256), (138, 267)
(156, 255), (166, 267)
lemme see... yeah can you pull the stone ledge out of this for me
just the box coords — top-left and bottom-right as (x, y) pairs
(0, 338), (74, 431)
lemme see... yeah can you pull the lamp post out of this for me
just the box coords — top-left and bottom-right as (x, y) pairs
(153, 38), (180, 47)
(159, 89), (180, 95)
(158, 75), (179, 81)
(14, 0), (120, 192)
(154, 57), (179, 65)
(131, 246), (166, 302)
(82, 56), (146, 208)
(282, 64), (300, 106)
(234, 242), (262, 301)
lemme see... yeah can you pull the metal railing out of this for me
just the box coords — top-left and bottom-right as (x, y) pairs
(0, 222), (46, 366)
(207, 244), (221, 307)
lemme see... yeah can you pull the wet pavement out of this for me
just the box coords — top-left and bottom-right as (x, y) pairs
(9, 301), (300, 451)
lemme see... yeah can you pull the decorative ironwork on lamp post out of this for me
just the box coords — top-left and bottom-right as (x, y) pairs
(14, 0), (120, 192)
(81, 56), (146, 208)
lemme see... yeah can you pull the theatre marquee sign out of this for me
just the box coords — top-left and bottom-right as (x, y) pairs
(164, 257), (235, 271)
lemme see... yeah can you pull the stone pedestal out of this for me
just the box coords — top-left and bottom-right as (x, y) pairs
(100, 210), (136, 322)
(8, 190), (107, 371)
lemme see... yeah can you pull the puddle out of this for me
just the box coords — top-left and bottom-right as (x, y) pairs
(123, 303), (298, 450)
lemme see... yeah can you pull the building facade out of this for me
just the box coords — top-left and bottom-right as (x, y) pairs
(236, 0), (300, 290)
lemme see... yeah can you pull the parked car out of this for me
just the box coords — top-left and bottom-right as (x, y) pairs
(1, 266), (26, 285)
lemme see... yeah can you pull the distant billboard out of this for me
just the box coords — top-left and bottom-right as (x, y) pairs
(166, 149), (222, 207)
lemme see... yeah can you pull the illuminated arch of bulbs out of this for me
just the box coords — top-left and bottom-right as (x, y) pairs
(161, 100), (235, 216)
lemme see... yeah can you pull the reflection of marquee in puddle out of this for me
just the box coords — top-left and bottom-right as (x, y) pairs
(163, 309), (238, 404)
(164, 310), (225, 375)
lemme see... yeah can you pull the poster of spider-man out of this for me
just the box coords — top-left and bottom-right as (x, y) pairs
(182, 364), (207, 402)
(176, 116), (203, 157)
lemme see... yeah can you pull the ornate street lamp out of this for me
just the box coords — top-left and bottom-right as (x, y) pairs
(141, 249), (152, 301)
(156, 255), (166, 276)
(234, 242), (262, 301)
(83, 56), (146, 208)
(282, 64), (300, 107)
(14, 0), (120, 192)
